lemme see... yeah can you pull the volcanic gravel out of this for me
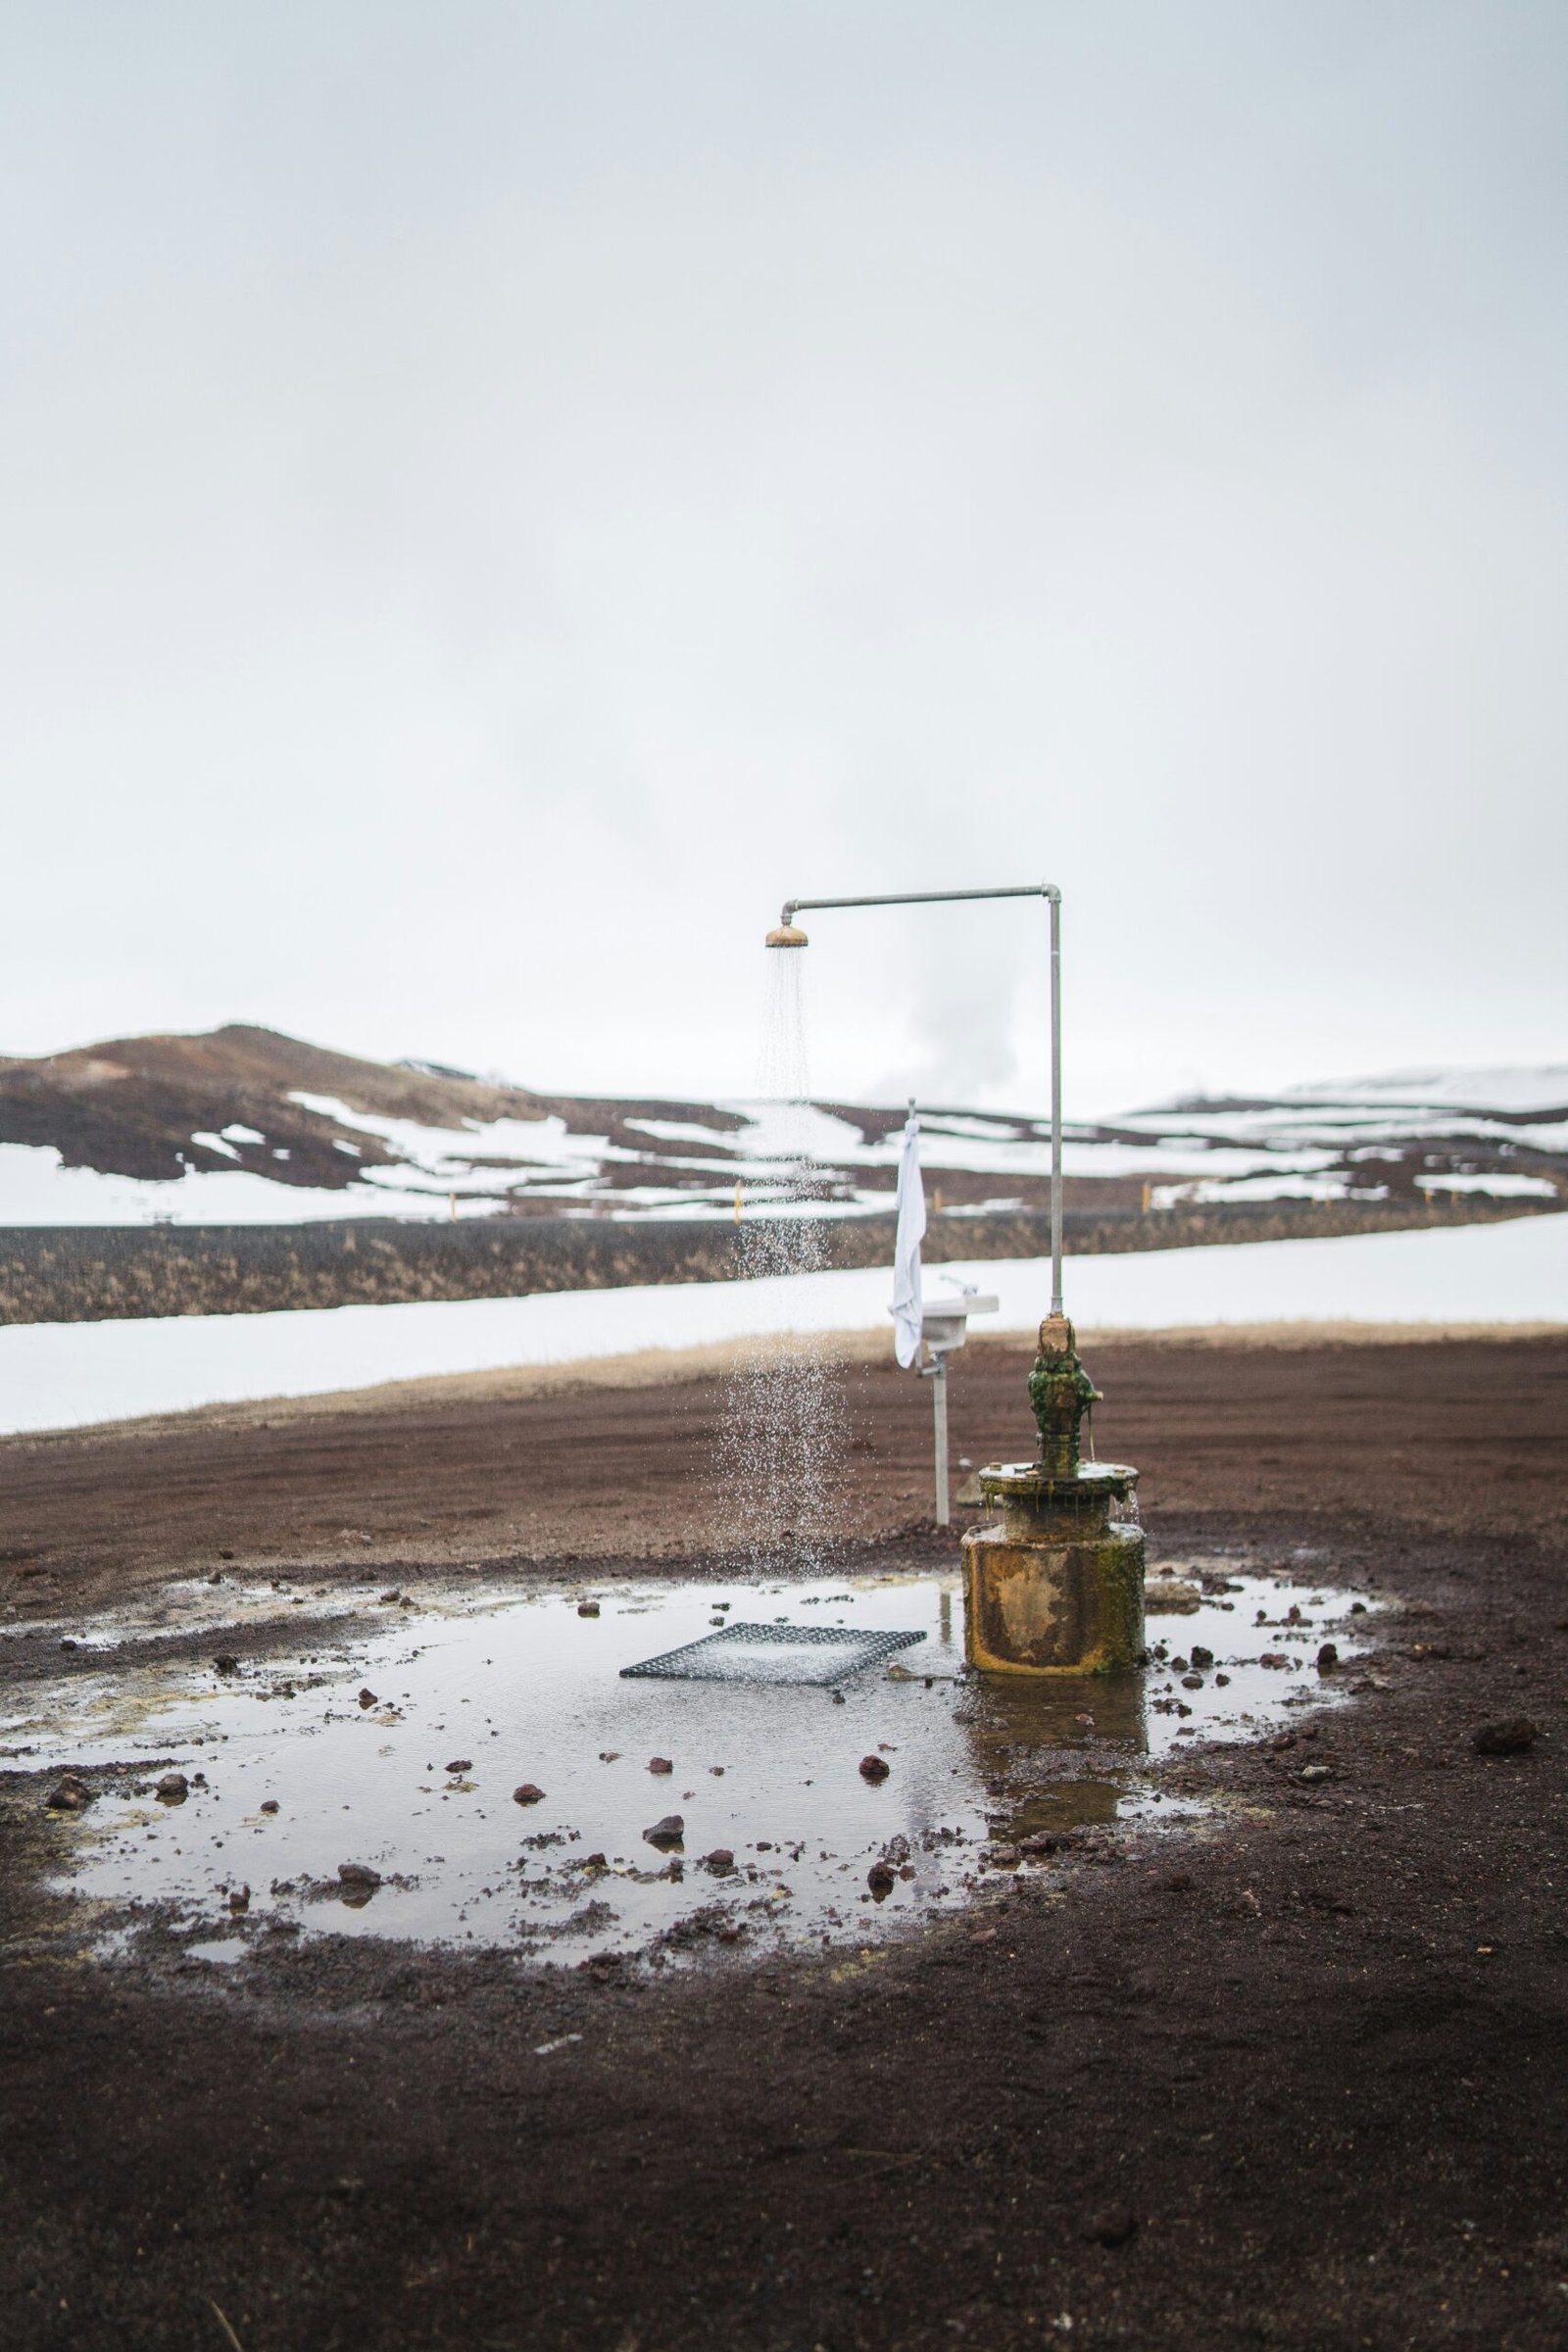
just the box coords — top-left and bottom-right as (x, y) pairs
(1, 1333), (1566, 2350)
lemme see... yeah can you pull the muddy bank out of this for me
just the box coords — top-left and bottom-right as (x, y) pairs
(0, 1195), (1536, 1325)
(2, 1336), (1566, 2350)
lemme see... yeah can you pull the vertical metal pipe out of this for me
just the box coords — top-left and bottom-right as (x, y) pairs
(932, 1354), (951, 1526)
(1049, 887), (1063, 1315)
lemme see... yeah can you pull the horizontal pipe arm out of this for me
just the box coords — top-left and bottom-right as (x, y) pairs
(782, 882), (1057, 923)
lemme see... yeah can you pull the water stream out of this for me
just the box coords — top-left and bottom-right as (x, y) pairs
(714, 946), (847, 1569)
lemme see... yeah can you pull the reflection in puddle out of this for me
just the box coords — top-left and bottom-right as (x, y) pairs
(11, 1565), (1375, 1968)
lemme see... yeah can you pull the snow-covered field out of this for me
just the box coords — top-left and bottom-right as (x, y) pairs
(1, 1210), (1560, 1440)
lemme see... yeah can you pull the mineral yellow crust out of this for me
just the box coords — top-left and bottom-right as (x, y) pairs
(961, 1519), (1146, 1675)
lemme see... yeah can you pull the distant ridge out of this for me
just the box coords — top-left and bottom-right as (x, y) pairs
(0, 1026), (1560, 1228)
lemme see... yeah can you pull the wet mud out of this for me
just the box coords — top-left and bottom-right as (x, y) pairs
(2, 1334), (1567, 2349)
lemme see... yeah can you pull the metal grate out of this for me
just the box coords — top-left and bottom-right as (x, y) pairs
(619, 1622), (928, 1688)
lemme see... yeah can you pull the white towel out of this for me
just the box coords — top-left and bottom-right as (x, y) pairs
(892, 1110), (926, 1369)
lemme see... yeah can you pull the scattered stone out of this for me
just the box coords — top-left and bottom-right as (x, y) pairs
(859, 1755), (891, 1783)
(260, 1800), (279, 1815)
(337, 1861), (381, 1888)
(445, 1759), (473, 1775)
(580, 1852), (608, 1869)
(1316, 1642), (1340, 1673)
(1190, 1644), (1214, 1670)
(214, 1653), (239, 1675)
(377, 1590), (402, 1603)
(220, 1549), (235, 1560)
(867, 1860), (896, 1896)
(1473, 1718), (1537, 1756)
(1259, 1651), (1291, 1669)
(1145, 1579), (1201, 1614)
(1181, 1675), (1203, 1690)
(155, 1773), (189, 1804)
(44, 1772), (92, 1812)
(513, 1784), (546, 1805)
(983, 1844), (1021, 1870)
(358, 1688), (378, 1708)
(648, 1757), (673, 1775)
(1298, 1763), (1333, 1785)
(703, 1848), (735, 1873)
(1081, 2206), (1138, 2249)
(577, 1601), (601, 1617)
(644, 1815), (685, 1849)
(227, 1885), (250, 1914)
(59, 1639), (77, 1653)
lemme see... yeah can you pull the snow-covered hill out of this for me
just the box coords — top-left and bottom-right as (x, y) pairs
(0, 1028), (1561, 1225)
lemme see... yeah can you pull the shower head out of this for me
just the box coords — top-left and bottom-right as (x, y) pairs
(764, 921), (809, 949)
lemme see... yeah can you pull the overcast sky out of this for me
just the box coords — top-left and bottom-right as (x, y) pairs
(3, 2), (1564, 1117)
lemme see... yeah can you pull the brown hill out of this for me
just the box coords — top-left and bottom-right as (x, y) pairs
(0, 1025), (749, 1195)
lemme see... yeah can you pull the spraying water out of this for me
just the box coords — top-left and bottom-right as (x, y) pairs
(711, 944), (848, 1571)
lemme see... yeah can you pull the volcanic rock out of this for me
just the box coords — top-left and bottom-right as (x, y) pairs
(1473, 1718), (1537, 1755)
(1081, 2206), (1138, 2248)
(1145, 1580), (1201, 1614)
(513, 1784), (545, 1805)
(155, 1773), (189, 1803)
(858, 1755), (891, 1783)
(644, 1815), (684, 1849)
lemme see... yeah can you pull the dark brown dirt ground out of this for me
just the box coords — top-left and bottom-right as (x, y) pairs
(3, 1334), (1568, 2350)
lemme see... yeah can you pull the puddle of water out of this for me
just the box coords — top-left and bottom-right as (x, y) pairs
(13, 1566), (1375, 1968)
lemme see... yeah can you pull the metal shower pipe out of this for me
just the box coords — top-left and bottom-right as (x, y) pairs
(773, 884), (1064, 1316)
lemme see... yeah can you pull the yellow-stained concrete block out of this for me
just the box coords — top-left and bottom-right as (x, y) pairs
(961, 1460), (1146, 1676)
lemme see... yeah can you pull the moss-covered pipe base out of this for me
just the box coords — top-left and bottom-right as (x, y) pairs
(961, 1460), (1146, 1675)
